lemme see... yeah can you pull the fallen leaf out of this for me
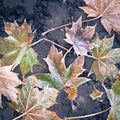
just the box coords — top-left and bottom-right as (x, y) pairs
(90, 35), (120, 81)
(8, 76), (60, 120)
(80, 0), (120, 34)
(64, 17), (95, 55)
(89, 86), (103, 100)
(0, 20), (40, 76)
(0, 65), (22, 105)
(44, 45), (89, 101)
(107, 90), (120, 120)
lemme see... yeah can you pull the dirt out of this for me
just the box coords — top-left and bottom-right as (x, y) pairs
(0, 0), (119, 120)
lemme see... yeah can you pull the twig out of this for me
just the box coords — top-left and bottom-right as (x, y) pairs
(63, 46), (73, 59)
(43, 37), (68, 51)
(82, 15), (101, 23)
(42, 23), (72, 36)
(64, 107), (111, 120)
(42, 16), (101, 36)
(29, 37), (68, 51)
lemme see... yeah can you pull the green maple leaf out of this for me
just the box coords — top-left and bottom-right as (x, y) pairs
(90, 35), (120, 81)
(36, 45), (90, 101)
(8, 76), (60, 120)
(0, 20), (40, 76)
(107, 90), (120, 120)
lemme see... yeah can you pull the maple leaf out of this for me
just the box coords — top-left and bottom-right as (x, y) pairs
(90, 35), (120, 81)
(8, 76), (60, 120)
(89, 86), (103, 100)
(0, 20), (40, 76)
(64, 17), (95, 55)
(44, 45), (87, 88)
(80, 0), (120, 34)
(43, 45), (90, 101)
(107, 90), (120, 120)
(0, 65), (22, 106)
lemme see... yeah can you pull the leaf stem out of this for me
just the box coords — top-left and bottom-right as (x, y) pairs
(86, 54), (97, 59)
(30, 38), (43, 47)
(43, 37), (68, 51)
(42, 16), (101, 36)
(64, 107), (111, 120)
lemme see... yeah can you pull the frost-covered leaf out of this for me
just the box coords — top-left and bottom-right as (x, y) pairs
(44, 45), (89, 101)
(0, 65), (22, 105)
(64, 17), (95, 55)
(0, 20), (40, 76)
(89, 86), (103, 100)
(107, 90), (120, 120)
(80, 0), (120, 34)
(90, 35), (120, 81)
(8, 76), (60, 120)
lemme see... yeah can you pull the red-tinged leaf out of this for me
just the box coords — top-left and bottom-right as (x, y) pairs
(80, 0), (120, 34)
(0, 65), (22, 105)
(64, 17), (95, 55)
(90, 35), (120, 81)
(0, 20), (40, 77)
(8, 76), (60, 120)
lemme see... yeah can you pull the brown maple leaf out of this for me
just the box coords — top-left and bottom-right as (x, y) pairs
(80, 0), (120, 34)
(64, 17), (95, 55)
(0, 65), (22, 106)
